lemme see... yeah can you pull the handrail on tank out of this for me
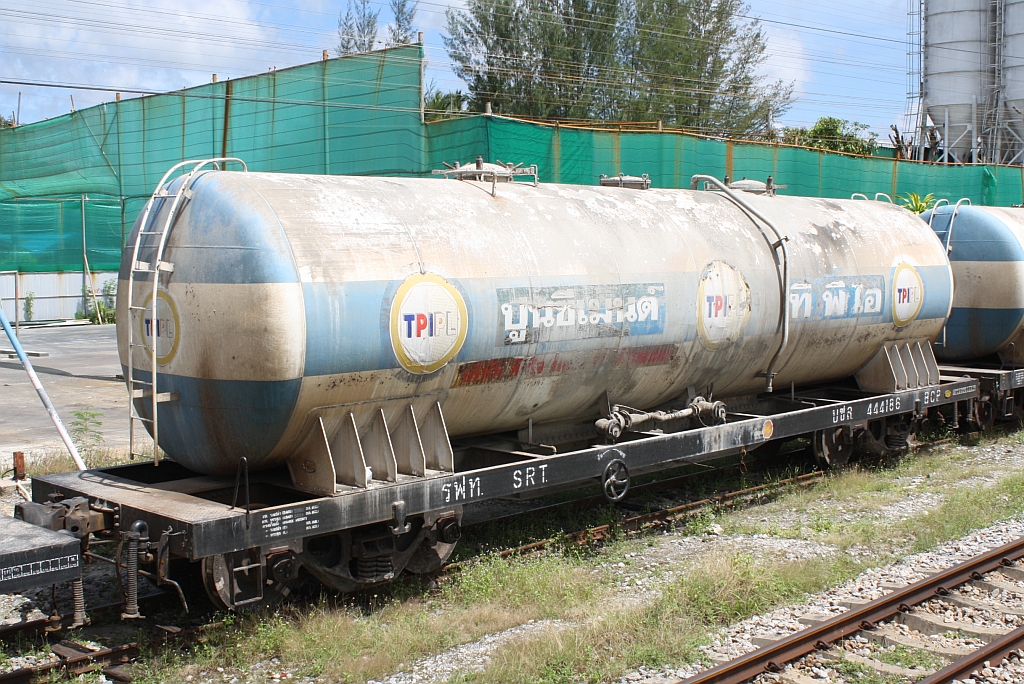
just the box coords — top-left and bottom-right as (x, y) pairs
(127, 157), (248, 467)
(928, 198), (950, 231)
(690, 174), (790, 392)
(943, 198), (972, 254)
(850, 193), (869, 200)
(152, 158), (248, 193)
(874, 193), (893, 203)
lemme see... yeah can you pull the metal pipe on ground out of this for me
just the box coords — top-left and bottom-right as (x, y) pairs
(0, 303), (86, 470)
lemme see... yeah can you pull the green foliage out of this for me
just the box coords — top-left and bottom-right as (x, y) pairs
(70, 405), (104, 456)
(898, 192), (937, 214)
(444, 0), (792, 134)
(424, 87), (470, 121)
(0, 112), (12, 129)
(78, 284), (115, 324)
(783, 116), (878, 155)
(22, 291), (34, 321)
(337, 0), (380, 55)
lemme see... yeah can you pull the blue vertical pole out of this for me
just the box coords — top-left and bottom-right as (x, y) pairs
(0, 306), (86, 470)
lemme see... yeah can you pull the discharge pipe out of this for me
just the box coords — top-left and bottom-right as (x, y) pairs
(0, 305), (86, 470)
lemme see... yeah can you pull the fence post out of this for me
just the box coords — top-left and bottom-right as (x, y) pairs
(80, 194), (102, 324)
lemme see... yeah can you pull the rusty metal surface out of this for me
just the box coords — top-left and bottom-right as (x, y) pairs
(915, 623), (1024, 684)
(115, 172), (952, 476)
(675, 535), (1024, 684)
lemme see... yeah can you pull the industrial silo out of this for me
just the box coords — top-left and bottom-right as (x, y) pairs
(1004, 0), (1024, 154)
(924, 0), (990, 161)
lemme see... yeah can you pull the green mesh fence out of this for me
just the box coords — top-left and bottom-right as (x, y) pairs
(425, 116), (1024, 206)
(0, 45), (425, 272)
(6, 44), (1024, 275)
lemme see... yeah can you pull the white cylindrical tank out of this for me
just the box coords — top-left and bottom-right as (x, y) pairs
(924, 0), (989, 160)
(117, 172), (952, 476)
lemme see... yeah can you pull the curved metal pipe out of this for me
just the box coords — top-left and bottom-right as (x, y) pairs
(691, 175), (790, 392)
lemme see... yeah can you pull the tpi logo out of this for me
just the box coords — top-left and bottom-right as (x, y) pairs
(697, 261), (750, 350)
(892, 263), (924, 327)
(144, 317), (173, 339)
(401, 311), (459, 340)
(704, 294), (735, 318)
(390, 273), (468, 374)
(138, 291), (180, 365)
(896, 286), (918, 305)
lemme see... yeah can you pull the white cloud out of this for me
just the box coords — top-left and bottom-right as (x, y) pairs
(0, 0), (334, 124)
(759, 27), (811, 92)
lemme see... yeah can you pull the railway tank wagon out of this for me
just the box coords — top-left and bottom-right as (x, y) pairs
(116, 170), (952, 479)
(921, 203), (1024, 426)
(15, 162), (978, 613)
(924, 204), (1024, 364)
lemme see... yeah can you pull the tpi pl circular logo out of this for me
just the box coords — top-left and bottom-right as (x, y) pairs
(696, 260), (750, 349)
(138, 290), (181, 366)
(390, 273), (468, 374)
(892, 263), (924, 327)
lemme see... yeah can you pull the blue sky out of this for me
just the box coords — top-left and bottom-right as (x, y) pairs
(0, 0), (908, 137)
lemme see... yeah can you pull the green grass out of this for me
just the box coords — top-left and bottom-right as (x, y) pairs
(472, 551), (867, 684)
(133, 553), (601, 683)
(832, 657), (904, 684)
(22, 446), (133, 477)
(871, 643), (945, 671)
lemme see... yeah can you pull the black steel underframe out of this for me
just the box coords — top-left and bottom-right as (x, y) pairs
(31, 378), (980, 562)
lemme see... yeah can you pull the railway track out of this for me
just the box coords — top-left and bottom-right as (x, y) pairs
(677, 535), (1024, 684)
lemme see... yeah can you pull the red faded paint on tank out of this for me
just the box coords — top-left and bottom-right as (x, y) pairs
(452, 345), (678, 387)
(615, 344), (676, 367)
(452, 357), (524, 386)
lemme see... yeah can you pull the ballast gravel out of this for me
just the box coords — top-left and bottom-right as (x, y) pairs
(367, 619), (564, 684)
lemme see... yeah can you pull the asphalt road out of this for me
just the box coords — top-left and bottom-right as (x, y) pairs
(0, 323), (128, 468)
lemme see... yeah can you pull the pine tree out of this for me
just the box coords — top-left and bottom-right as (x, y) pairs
(388, 0), (418, 46)
(338, 0), (380, 55)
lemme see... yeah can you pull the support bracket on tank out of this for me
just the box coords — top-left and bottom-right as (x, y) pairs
(287, 417), (338, 496)
(287, 402), (455, 495)
(855, 341), (941, 394)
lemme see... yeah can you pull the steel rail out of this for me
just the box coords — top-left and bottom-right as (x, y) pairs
(916, 624), (1024, 684)
(0, 642), (140, 683)
(675, 535), (1024, 684)
(0, 618), (224, 683)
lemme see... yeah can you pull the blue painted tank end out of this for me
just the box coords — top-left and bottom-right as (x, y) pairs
(119, 172), (301, 286)
(924, 206), (1024, 262)
(935, 307), (1024, 361)
(126, 370), (302, 474)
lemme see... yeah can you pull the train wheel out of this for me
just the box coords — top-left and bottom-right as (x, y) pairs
(812, 427), (853, 469)
(201, 549), (300, 612)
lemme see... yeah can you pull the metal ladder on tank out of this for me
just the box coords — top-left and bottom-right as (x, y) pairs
(126, 158), (247, 466)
